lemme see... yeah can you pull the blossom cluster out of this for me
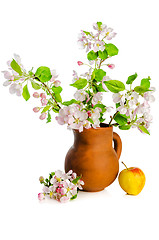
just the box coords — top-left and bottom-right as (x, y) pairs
(78, 22), (116, 53)
(112, 88), (155, 132)
(2, 22), (155, 135)
(2, 54), (26, 96)
(56, 103), (102, 132)
(38, 170), (84, 203)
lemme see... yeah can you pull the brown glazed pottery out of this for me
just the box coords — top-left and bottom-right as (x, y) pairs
(65, 123), (122, 192)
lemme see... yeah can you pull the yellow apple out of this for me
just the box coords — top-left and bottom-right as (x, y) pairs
(118, 162), (146, 195)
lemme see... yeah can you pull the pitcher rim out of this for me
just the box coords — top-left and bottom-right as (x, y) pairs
(73, 123), (113, 133)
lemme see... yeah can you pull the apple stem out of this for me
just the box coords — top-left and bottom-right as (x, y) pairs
(121, 161), (128, 170)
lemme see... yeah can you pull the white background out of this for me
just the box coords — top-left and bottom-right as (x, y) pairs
(0, 0), (159, 239)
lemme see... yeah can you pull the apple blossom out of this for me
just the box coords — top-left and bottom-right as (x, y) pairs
(60, 196), (70, 203)
(2, 22), (155, 135)
(54, 80), (61, 87)
(41, 98), (48, 106)
(102, 27), (117, 40)
(93, 40), (105, 52)
(77, 61), (83, 66)
(74, 90), (87, 102)
(72, 70), (79, 83)
(39, 170), (84, 203)
(78, 31), (91, 52)
(9, 83), (22, 96)
(2, 70), (14, 80)
(50, 69), (58, 82)
(91, 108), (102, 128)
(112, 92), (125, 104)
(107, 64), (115, 69)
(42, 186), (50, 194)
(39, 112), (47, 120)
(93, 22), (107, 33)
(143, 91), (155, 102)
(33, 107), (40, 113)
(38, 193), (45, 201)
(39, 176), (44, 183)
(40, 93), (46, 99)
(3, 80), (12, 86)
(92, 92), (103, 105)
(33, 92), (39, 98)
(102, 76), (111, 91)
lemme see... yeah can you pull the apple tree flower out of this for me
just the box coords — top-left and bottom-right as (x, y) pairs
(2, 22), (155, 135)
(74, 89), (87, 102)
(93, 40), (105, 52)
(38, 193), (45, 201)
(92, 92), (103, 105)
(38, 170), (84, 203)
(78, 31), (91, 52)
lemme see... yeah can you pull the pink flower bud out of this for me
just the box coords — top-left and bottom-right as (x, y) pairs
(107, 64), (115, 69)
(38, 193), (45, 201)
(58, 183), (64, 188)
(33, 107), (40, 113)
(87, 111), (92, 117)
(40, 93), (46, 99)
(56, 188), (61, 194)
(39, 112), (47, 120)
(39, 176), (44, 183)
(54, 80), (61, 87)
(77, 61), (83, 66)
(41, 98), (48, 106)
(33, 92), (39, 98)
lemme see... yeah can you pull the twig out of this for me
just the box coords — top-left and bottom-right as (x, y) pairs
(108, 111), (119, 126)
(34, 77), (61, 109)
(98, 59), (105, 69)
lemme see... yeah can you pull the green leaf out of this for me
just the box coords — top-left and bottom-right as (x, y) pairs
(31, 81), (41, 90)
(46, 110), (51, 123)
(105, 80), (125, 93)
(52, 107), (60, 113)
(105, 43), (119, 56)
(88, 118), (94, 124)
(93, 69), (106, 82)
(70, 194), (77, 200)
(116, 103), (120, 108)
(70, 78), (87, 89)
(119, 125), (131, 130)
(52, 86), (62, 94)
(99, 115), (105, 123)
(11, 59), (23, 76)
(138, 125), (150, 135)
(98, 50), (108, 60)
(134, 86), (150, 95)
(126, 73), (138, 84)
(114, 112), (128, 126)
(72, 176), (81, 184)
(35, 66), (52, 82)
(41, 105), (51, 113)
(54, 93), (62, 102)
(96, 83), (107, 92)
(140, 77), (151, 89)
(83, 30), (91, 36)
(62, 99), (79, 106)
(97, 22), (102, 28)
(28, 68), (34, 77)
(93, 104), (106, 113)
(50, 172), (55, 177)
(22, 85), (30, 101)
(87, 50), (98, 61)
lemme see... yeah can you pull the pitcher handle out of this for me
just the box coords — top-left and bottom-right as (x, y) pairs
(113, 132), (122, 160)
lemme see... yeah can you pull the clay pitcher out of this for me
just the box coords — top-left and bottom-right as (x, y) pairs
(65, 123), (122, 192)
